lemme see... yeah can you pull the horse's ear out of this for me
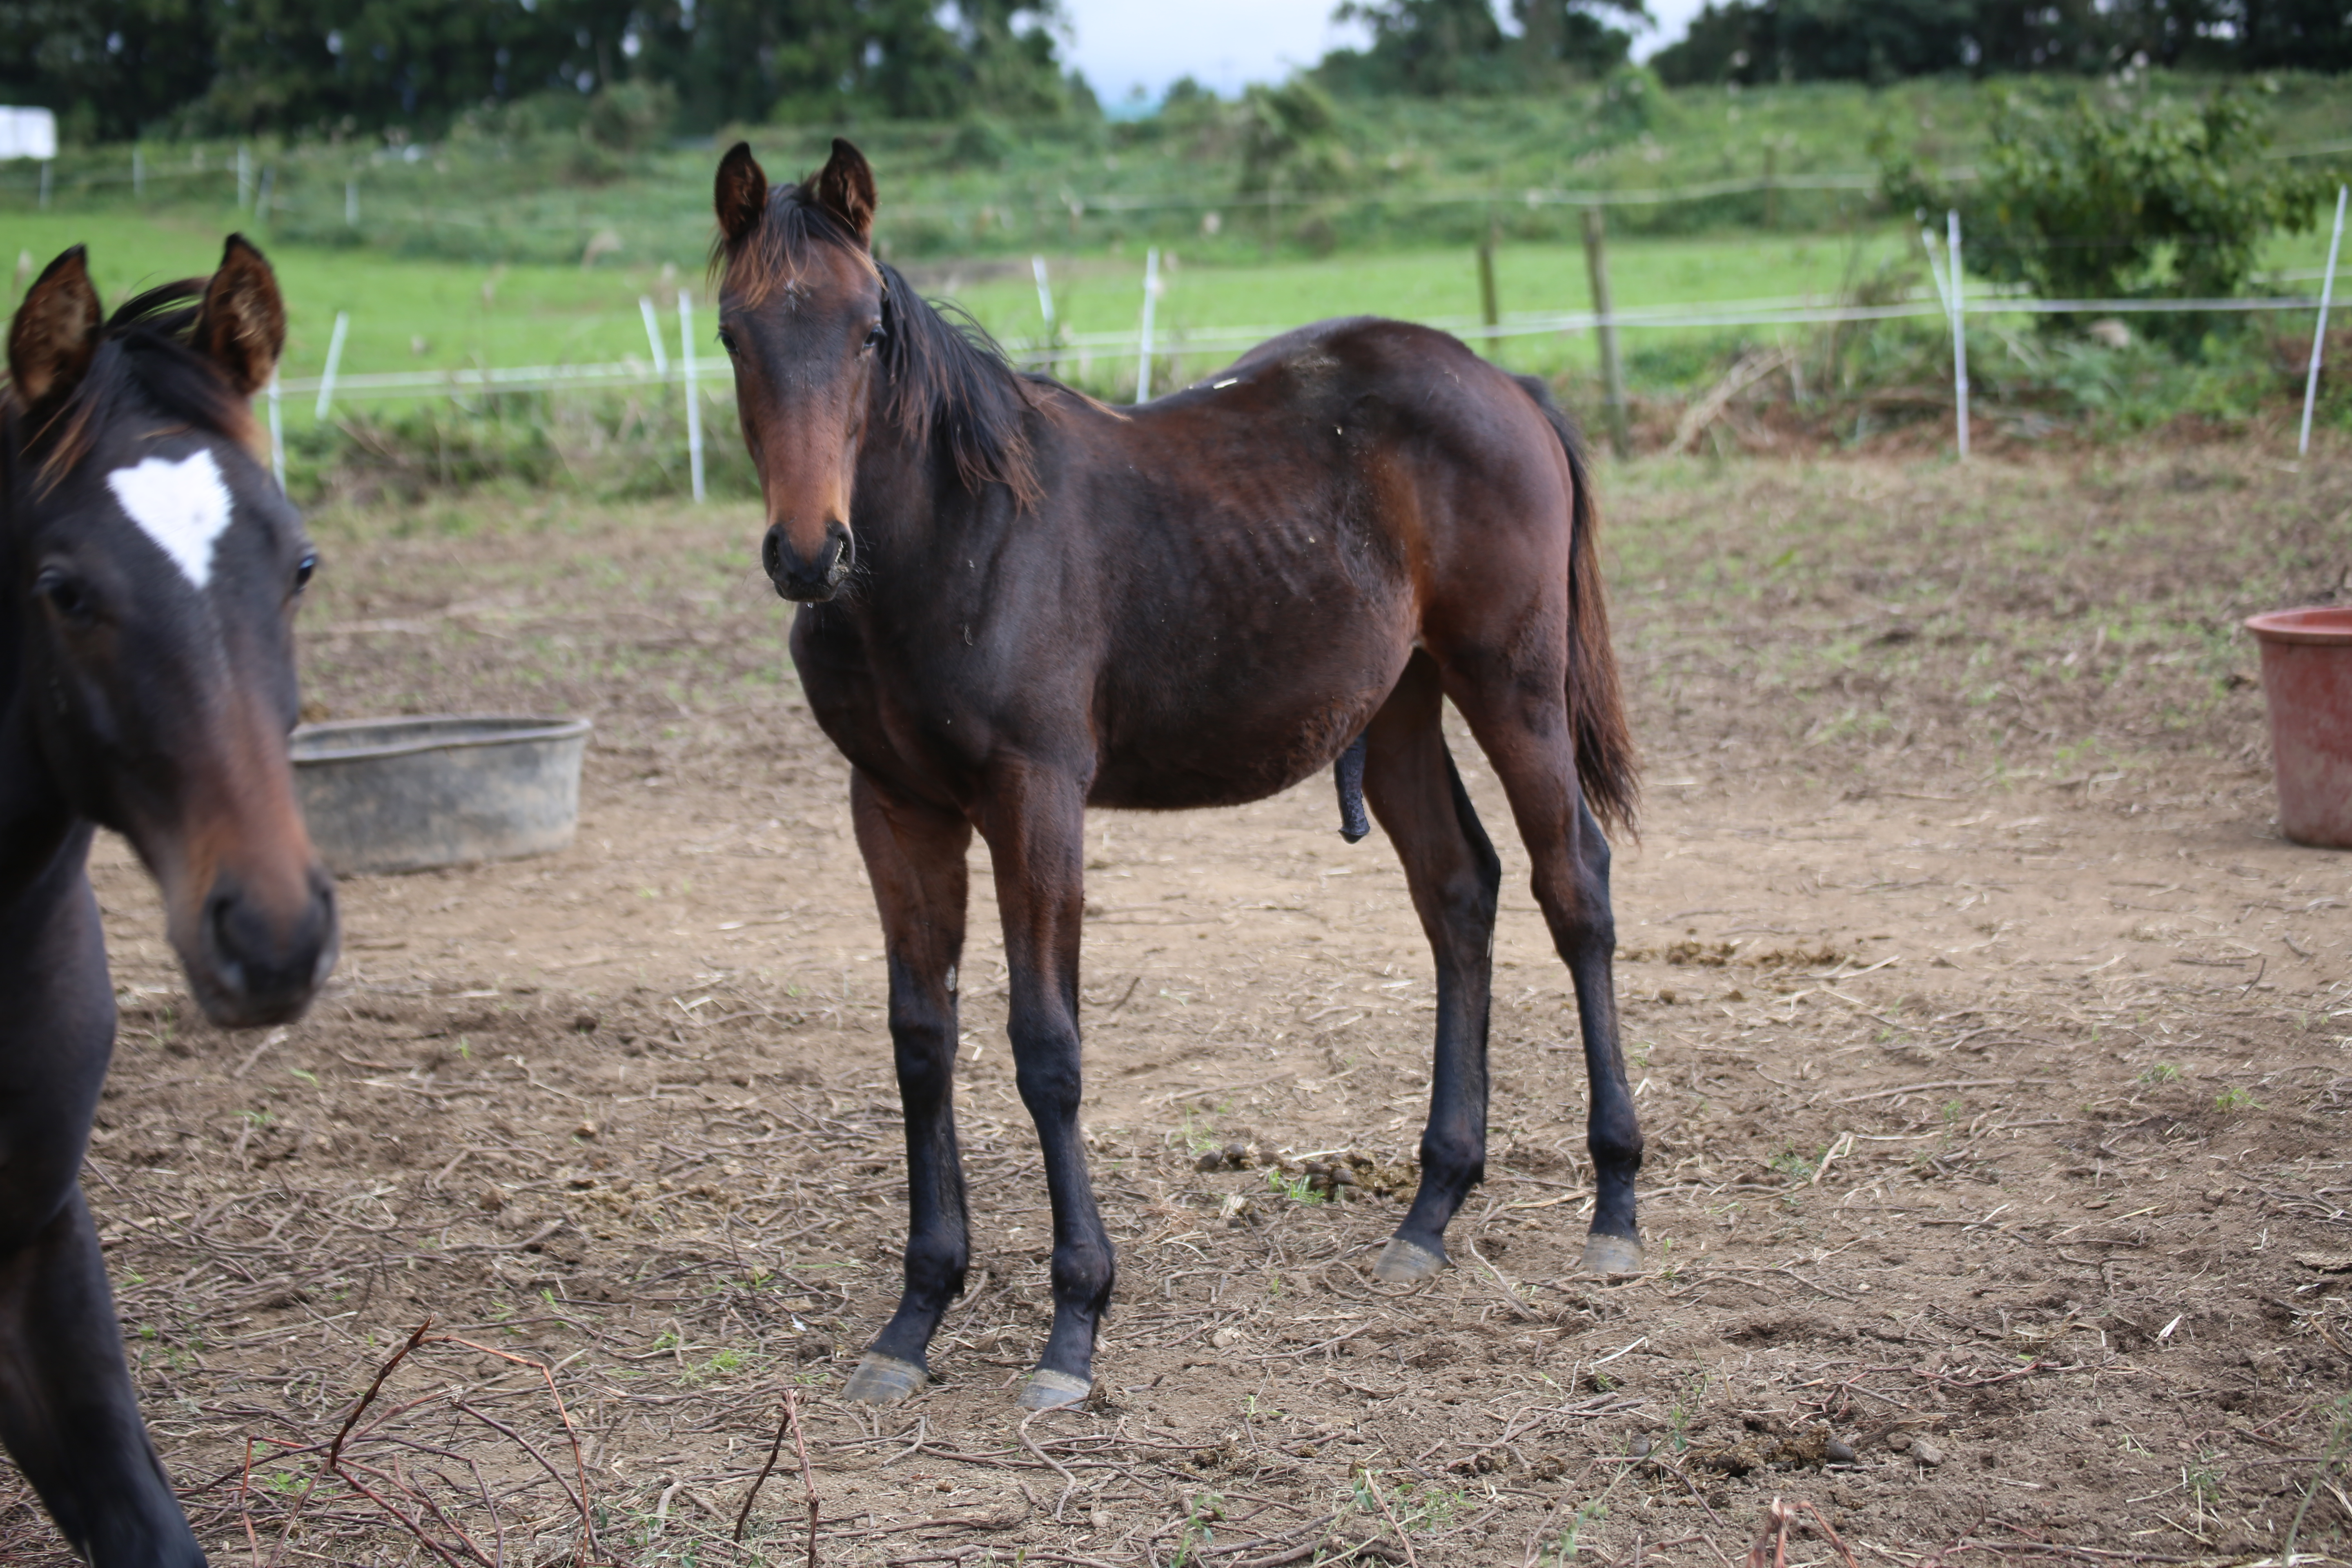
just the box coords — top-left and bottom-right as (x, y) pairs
(7, 245), (102, 410)
(715, 142), (769, 245)
(192, 234), (286, 397)
(813, 138), (876, 247)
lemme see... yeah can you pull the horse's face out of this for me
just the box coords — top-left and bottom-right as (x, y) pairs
(7, 241), (336, 1028)
(713, 139), (885, 604)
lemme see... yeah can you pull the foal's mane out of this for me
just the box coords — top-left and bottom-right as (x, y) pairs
(4, 281), (261, 492)
(713, 182), (1045, 507)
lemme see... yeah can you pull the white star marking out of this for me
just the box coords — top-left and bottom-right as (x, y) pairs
(107, 450), (233, 590)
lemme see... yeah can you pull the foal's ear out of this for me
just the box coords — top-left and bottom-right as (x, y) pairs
(715, 142), (769, 245)
(192, 234), (286, 397)
(7, 245), (102, 410)
(813, 138), (876, 248)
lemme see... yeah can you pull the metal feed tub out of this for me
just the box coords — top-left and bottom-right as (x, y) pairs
(291, 716), (591, 875)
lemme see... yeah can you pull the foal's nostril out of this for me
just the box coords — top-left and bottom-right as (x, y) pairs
(205, 891), (247, 991)
(761, 523), (789, 583)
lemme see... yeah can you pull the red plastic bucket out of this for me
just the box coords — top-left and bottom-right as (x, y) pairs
(2247, 606), (2352, 848)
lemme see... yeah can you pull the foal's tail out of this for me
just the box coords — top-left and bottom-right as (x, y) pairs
(1515, 375), (1639, 837)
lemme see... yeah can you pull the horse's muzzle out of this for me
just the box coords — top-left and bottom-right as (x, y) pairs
(764, 519), (853, 602)
(189, 865), (339, 1028)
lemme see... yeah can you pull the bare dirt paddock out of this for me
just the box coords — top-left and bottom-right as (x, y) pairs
(17, 446), (2352, 1567)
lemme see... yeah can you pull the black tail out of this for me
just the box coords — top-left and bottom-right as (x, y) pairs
(1515, 374), (1638, 837)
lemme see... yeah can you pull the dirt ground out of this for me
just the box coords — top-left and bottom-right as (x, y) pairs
(15, 443), (2352, 1567)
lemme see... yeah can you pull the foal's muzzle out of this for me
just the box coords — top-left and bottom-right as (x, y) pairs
(189, 865), (339, 1028)
(764, 520), (853, 602)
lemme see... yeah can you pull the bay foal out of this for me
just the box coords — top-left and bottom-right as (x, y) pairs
(713, 141), (1641, 1411)
(2, 239), (336, 1563)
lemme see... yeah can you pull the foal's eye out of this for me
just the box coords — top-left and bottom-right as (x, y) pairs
(293, 552), (318, 594)
(34, 569), (94, 626)
(864, 323), (887, 350)
(717, 327), (739, 356)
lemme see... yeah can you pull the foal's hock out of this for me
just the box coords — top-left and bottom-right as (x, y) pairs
(712, 138), (1642, 1411)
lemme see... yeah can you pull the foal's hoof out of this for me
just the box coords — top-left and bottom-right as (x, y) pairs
(842, 1354), (928, 1404)
(1370, 1236), (1446, 1283)
(1579, 1232), (1644, 1275)
(1017, 1368), (1093, 1411)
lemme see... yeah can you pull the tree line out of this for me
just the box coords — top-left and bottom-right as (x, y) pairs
(1649, 0), (2350, 85)
(0, 0), (1083, 143)
(2, 0), (2342, 144)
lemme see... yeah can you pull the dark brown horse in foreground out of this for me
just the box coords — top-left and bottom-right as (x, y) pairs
(3, 240), (336, 1561)
(713, 140), (1642, 1411)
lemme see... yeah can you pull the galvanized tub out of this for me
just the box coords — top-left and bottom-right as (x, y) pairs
(291, 716), (592, 875)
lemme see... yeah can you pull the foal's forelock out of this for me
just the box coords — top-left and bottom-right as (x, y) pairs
(712, 189), (882, 311)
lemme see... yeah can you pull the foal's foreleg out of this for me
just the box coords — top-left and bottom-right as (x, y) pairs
(980, 764), (1111, 1410)
(0, 878), (205, 1565)
(0, 1187), (206, 1566)
(1359, 657), (1502, 1282)
(842, 771), (975, 1405)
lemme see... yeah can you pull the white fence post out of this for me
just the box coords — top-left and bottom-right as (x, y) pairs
(1032, 254), (1056, 338)
(36, 160), (49, 209)
(1135, 247), (1160, 404)
(1948, 209), (1970, 460)
(680, 290), (705, 503)
(132, 145), (143, 199)
(2301, 184), (2347, 459)
(236, 144), (251, 211)
(314, 312), (350, 421)
(267, 375), (286, 491)
(639, 296), (669, 378)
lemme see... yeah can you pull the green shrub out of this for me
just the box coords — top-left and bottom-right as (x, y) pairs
(1880, 83), (2341, 346)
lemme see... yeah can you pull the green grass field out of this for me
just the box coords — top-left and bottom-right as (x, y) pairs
(11, 203), (2342, 425)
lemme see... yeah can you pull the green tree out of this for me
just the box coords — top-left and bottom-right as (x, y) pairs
(1318, 0), (1651, 96)
(0, 0), (217, 141)
(1880, 85), (2339, 342)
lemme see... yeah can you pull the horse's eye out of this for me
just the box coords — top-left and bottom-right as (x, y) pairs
(35, 568), (94, 626)
(864, 323), (887, 350)
(717, 328), (739, 356)
(293, 552), (318, 594)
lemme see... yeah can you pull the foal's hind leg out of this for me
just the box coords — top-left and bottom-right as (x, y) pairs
(1358, 654), (1503, 1282)
(842, 771), (975, 1404)
(1449, 682), (1644, 1273)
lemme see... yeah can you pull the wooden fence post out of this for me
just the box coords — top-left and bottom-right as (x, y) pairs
(1477, 219), (1500, 352)
(1581, 207), (1630, 459)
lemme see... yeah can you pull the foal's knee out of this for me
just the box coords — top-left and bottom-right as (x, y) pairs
(1010, 1035), (1082, 1123)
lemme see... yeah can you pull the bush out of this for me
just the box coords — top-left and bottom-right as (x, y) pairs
(1880, 83), (2340, 345)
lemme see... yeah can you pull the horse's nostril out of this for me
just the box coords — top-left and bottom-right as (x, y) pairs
(762, 524), (788, 580)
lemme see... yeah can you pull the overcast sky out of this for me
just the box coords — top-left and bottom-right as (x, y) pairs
(1056, 0), (1710, 104)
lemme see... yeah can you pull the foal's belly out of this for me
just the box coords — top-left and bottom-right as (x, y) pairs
(1084, 637), (1405, 811)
